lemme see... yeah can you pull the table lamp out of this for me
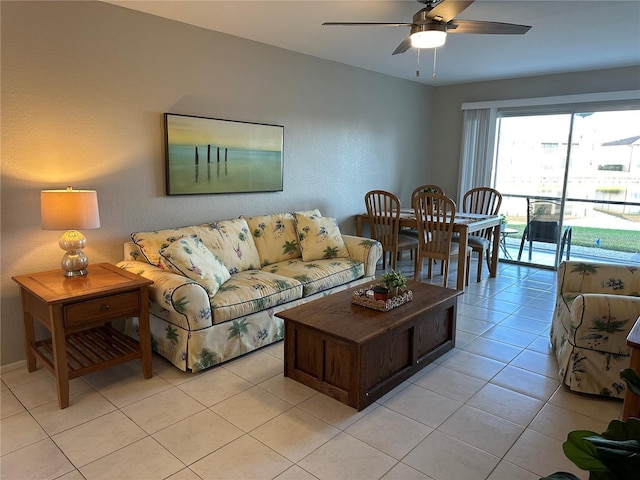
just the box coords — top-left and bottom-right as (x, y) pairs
(41, 187), (101, 277)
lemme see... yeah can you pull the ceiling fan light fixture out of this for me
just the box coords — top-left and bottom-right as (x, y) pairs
(410, 23), (447, 48)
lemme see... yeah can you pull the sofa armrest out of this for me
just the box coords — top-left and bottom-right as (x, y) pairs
(116, 261), (212, 330)
(569, 293), (640, 354)
(342, 235), (383, 278)
(553, 261), (640, 346)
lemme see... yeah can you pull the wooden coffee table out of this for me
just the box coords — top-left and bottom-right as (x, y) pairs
(279, 281), (462, 411)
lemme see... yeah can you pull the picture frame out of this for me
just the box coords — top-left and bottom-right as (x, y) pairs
(164, 113), (284, 195)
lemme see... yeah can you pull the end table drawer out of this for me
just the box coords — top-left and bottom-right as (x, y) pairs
(64, 291), (141, 327)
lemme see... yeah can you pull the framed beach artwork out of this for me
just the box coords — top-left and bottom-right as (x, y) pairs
(164, 113), (284, 195)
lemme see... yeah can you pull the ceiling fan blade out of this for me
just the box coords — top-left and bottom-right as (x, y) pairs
(427, 0), (475, 23)
(447, 19), (531, 34)
(392, 36), (412, 55)
(322, 22), (412, 27)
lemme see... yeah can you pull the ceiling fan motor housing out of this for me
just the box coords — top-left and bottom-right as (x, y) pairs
(411, 22), (447, 37)
(414, 8), (440, 25)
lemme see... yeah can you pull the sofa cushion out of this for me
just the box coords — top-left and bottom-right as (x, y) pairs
(211, 270), (303, 324)
(246, 213), (301, 267)
(263, 258), (365, 297)
(195, 218), (261, 274)
(158, 236), (231, 297)
(294, 214), (349, 262)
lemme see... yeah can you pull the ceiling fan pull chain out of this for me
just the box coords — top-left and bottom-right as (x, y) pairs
(432, 47), (438, 81)
(416, 48), (421, 77)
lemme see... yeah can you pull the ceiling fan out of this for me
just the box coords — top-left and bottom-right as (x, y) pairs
(323, 0), (531, 54)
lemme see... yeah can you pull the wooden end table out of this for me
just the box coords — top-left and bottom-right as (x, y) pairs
(12, 263), (154, 409)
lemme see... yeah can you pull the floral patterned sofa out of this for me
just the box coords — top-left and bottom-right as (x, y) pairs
(117, 209), (382, 372)
(551, 261), (640, 398)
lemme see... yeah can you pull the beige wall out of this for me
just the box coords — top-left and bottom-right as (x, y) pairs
(1, 1), (433, 365)
(2, 1), (638, 367)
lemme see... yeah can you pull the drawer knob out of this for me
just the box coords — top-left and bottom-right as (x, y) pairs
(102, 304), (110, 311)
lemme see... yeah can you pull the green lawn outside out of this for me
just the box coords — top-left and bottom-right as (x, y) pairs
(506, 223), (639, 253)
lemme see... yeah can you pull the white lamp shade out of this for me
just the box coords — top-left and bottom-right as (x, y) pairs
(41, 188), (100, 231)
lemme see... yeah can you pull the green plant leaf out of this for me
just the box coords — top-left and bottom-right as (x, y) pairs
(600, 418), (640, 441)
(538, 473), (581, 480)
(587, 437), (640, 453)
(588, 472), (615, 480)
(585, 435), (640, 480)
(562, 430), (607, 472)
(620, 368), (640, 397)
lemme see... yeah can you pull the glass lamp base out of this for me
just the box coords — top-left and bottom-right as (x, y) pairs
(59, 230), (89, 277)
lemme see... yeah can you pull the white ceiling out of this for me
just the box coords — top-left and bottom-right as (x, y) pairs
(105, 0), (640, 86)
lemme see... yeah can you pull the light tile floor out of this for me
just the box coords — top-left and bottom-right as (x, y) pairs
(0, 258), (623, 480)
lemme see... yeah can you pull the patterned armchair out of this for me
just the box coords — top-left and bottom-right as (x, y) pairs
(551, 261), (640, 398)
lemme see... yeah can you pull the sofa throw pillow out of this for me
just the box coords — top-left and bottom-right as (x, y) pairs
(246, 213), (301, 267)
(293, 208), (322, 218)
(195, 217), (261, 274)
(159, 236), (231, 297)
(294, 213), (349, 261)
(132, 225), (204, 267)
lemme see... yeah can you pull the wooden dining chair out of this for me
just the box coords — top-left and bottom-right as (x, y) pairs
(411, 184), (445, 206)
(364, 190), (418, 271)
(456, 187), (502, 282)
(403, 185), (445, 238)
(413, 192), (471, 288)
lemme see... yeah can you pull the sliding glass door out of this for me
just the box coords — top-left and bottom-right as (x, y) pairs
(494, 108), (640, 268)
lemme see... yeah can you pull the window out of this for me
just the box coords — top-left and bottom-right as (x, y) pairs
(460, 91), (640, 267)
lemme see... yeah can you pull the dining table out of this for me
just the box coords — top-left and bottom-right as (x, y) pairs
(355, 209), (502, 291)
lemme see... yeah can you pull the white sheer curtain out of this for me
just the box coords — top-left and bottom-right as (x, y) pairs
(457, 107), (497, 205)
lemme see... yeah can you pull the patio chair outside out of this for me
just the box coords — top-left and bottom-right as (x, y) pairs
(517, 198), (572, 264)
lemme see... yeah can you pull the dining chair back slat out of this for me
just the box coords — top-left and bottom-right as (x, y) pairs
(459, 187), (502, 282)
(413, 192), (470, 288)
(411, 184), (445, 209)
(401, 185), (445, 239)
(365, 190), (418, 271)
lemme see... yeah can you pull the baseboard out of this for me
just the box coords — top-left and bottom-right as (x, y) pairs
(1, 360), (26, 375)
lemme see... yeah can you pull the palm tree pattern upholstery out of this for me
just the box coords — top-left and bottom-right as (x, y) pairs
(551, 261), (640, 397)
(117, 210), (382, 371)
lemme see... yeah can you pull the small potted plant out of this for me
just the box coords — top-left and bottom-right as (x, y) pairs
(380, 270), (407, 298)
